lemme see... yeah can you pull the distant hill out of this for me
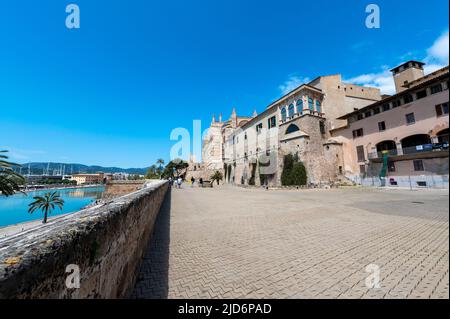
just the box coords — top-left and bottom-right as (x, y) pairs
(19, 162), (148, 175)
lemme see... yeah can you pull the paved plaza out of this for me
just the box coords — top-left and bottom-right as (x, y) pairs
(131, 185), (449, 299)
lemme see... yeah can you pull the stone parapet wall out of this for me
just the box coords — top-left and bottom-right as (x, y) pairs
(0, 181), (168, 299)
(103, 180), (147, 199)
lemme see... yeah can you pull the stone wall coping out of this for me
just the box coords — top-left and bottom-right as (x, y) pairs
(0, 180), (167, 284)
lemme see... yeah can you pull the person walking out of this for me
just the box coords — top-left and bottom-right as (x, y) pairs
(191, 176), (195, 187)
(177, 177), (183, 189)
(199, 177), (203, 188)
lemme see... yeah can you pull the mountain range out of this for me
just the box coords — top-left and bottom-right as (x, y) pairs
(19, 162), (148, 175)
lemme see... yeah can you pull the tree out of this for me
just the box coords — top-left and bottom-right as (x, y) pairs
(28, 191), (65, 224)
(156, 159), (165, 172)
(290, 162), (307, 186)
(0, 150), (25, 196)
(145, 164), (159, 179)
(128, 174), (144, 180)
(281, 154), (307, 186)
(164, 159), (189, 178)
(211, 171), (223, 185)
(281, 154), (295, 186)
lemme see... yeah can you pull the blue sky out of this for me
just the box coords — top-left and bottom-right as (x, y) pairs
(0, 0), (448, 168)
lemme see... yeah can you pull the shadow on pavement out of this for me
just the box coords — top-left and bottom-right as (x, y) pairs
(130, 188), (171, 299)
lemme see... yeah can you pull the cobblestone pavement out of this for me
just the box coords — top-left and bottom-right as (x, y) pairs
(131, 186), (449, 299)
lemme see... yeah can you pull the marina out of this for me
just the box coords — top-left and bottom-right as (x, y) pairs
(0, 186), (104, 228)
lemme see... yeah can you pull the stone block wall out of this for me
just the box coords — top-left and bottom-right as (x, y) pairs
(0, 181), (168, 299)
(103, 180), (146, 199)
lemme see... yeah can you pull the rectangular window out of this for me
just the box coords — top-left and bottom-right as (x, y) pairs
(443, 102), (449, 114)
(352, 128), (364, 138)
(378, 121), (386, 131)
(319, 121), (326, 134)
(436, 102), (449, 116)
(353, 128), (364, 138)
(357, 113), (363, 120)
(356, 145), (365, 162)
(436, 104), (443, 116)
(359, 165), (366, 174)
(364, 111), (372, 118)
(405, 113), (415, 125)
(268, 116), (277, 129)
(431, 84), (443, 94)
(373, 107), (380, 115)
(388, 161), (396, 172)
(256, 123), (263, 133)
(413, 160), (424, 171)
(403, 94), (413, 104)
(392, 100), (400, 108)
(416, 90), (427, 99)
(382, 104), (390, 112)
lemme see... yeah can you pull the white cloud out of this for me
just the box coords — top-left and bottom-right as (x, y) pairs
(426, 30), (449, 65)
(346, 69), (396, 95)
(278, 75), (310, 96)
(345, 30), (449, 95)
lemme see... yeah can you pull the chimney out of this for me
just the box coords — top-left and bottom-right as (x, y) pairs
(390, 60), (425, 93)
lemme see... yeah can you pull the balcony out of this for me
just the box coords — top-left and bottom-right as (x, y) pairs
(369, 142), (449, 161)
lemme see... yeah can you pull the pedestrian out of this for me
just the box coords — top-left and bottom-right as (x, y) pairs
(177, 177), (183, 189)
(191, 176), (195, 187)
(199, 177), (203, 188)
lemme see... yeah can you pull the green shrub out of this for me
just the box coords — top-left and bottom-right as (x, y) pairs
(248, 163), (256, 185)
(291, 162), (307, 186)
(281, 154), (307, 186)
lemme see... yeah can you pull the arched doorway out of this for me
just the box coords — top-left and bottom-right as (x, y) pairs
(436, 129), (449, 144)
(376, 140), (397, 156)
(401, 134), (431, 154)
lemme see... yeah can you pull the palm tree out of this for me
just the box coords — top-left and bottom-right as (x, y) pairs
(0, 150), (25, 196)
(28, 191), (65, 224)
(211, 171), (223, 186)
(156, 159), (165, 178)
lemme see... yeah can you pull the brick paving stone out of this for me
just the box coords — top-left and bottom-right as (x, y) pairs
(130, 186), (449, 299)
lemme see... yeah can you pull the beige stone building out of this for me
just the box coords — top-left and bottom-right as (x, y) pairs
(332, 62), (449, 187)
(71, 173), (105, 185)
(201, 73), (382, 187)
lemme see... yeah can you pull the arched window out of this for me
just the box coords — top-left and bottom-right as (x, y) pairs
(296, 99), (303, 113)
(316, 100), (322, 113)
(281, 107), (287, 122)
(288, 104), (295, 117)
(286, 124), (300, 134)
(308, 97), (314, 111)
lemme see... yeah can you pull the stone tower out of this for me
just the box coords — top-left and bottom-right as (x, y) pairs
(391, 60), (425, 93)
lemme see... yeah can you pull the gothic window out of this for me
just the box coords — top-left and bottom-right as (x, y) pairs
(308, 97), (314, 111)
(297, 99), (303, 113)
(281, 107), (287, 122)
(288, 104), (295, 117)
(316, 100), (322, 113)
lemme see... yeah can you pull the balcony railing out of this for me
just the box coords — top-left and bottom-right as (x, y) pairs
(402, 143), (448, 154)
(368, 149), (398, 159)
(369, 143), (449, 159)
